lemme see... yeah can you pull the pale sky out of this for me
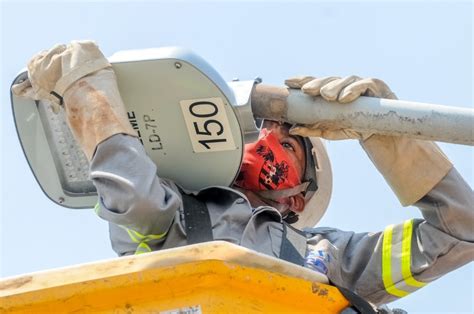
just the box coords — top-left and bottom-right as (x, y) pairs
(1, 1), (473, 313)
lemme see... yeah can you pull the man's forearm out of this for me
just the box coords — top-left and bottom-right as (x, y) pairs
(90, 134), (181, 236)
(415, 167), (474, 242)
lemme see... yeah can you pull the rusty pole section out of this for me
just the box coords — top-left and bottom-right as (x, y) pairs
(251, 84), (474, 146)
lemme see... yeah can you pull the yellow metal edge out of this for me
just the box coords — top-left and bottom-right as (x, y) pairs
(0, 241), (328, 298)
(1, 259), (348, 313)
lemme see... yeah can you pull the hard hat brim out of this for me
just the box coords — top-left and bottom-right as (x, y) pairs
(293, 138), (332, 229)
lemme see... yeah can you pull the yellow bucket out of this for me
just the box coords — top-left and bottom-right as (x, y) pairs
(0, 241), (349, 313)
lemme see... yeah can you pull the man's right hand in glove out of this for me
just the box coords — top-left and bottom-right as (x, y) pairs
(285, 75), (397, 140)
(285, 74), (452, 206)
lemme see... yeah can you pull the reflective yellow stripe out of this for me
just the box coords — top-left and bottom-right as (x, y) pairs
(401, 220), (427, 288)
(382, 224), (409, 297)
(135, 242), (151, 255)
(144, 233), (167, 241)
(120, 226), (167, 244)
(94, 202), (100, 215)
(125, 228), (141, 243)
(127, 228), (166, 242)
(95, 201), (165, 243)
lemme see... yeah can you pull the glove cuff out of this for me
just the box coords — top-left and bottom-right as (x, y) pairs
(55, 57), (111, 96)
(63, 69), (138, 160)
(361, 135), (453, 206)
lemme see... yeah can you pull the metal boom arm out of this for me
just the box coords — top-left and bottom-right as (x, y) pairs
(251, 84), (474, 146)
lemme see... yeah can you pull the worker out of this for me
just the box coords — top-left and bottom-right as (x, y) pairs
(12, 41), (473, 308)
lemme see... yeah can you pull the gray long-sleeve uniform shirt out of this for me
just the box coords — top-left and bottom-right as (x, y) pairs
(92, 135), (473, 306)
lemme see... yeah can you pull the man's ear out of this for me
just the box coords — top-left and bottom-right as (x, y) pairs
(289, 194), (305, 213)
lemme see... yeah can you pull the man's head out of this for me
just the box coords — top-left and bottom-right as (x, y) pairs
(234, 120), (329, 227)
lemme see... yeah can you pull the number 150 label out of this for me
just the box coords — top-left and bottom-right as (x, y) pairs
(180, 97), (236, 153)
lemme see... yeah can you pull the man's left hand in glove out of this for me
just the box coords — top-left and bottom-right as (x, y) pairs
(11, 41), (137, 160)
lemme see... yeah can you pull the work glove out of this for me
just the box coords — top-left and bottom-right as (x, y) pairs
(286, 75), (452, 206)
(11, 41), (137, 160)
(285, 75), (397, 140)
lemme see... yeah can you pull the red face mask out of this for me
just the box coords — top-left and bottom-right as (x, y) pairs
(235, 129), (301, 192)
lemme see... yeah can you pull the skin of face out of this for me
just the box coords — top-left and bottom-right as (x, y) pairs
(234, 120), (307, 214)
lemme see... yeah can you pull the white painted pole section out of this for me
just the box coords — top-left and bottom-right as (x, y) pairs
(251, 85), (474, 146)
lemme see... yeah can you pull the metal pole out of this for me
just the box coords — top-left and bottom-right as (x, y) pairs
(251, 84), (474, 146)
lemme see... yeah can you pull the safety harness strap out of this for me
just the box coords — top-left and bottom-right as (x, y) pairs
(335, 285), (377, 314)
(279, 222), (307, 266)
(181, 193), (214, 244)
